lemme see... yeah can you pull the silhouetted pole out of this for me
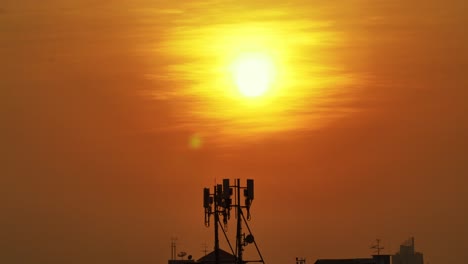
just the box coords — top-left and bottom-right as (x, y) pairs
(214, 186), (220, 264)
(171, 238), (177, 260)
(236, 179), (243, 264)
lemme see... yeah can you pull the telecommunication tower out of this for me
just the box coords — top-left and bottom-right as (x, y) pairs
(203, 179), (265, 264)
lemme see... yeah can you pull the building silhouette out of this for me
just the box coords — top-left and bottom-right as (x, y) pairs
(392, 237), (423, 264)
(197, 249), (236, 264)
(169, 249), (236, 264)
(169, 259), (195, 264)
(168, 254), (195, 264)
(314, 254), (391, 264)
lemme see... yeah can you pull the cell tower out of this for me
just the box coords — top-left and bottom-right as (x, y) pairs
(370, 239), (384, 255)
(203, 179), (265, 264)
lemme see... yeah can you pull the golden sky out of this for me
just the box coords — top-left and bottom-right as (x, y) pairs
(1, 1), (467, 264)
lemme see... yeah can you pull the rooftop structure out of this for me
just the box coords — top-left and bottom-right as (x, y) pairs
(197, 249), (236, 264)
(392, 237), (424, 264)
(314, 255), (391, 264)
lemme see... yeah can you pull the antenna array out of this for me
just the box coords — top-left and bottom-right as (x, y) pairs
(203, 179), (263, 264)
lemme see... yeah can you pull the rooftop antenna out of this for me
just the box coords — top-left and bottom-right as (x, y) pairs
(203, 179), (265, 264)
(370, 239), (384, 255)
(296, 257), (306, 264)
(171, 237), (178, 260)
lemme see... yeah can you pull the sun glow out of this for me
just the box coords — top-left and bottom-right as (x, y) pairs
(155, 20), (352, 140)
(231, 53), (276, 98)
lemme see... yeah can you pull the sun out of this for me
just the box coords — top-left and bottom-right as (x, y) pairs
(231, 53), (276, 98)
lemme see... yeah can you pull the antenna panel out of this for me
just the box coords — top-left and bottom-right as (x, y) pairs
(247, 179), (254, 200)
(223, 179), (230, 198)
(203, 188), (210, 208)
(217, 184), (223, 204)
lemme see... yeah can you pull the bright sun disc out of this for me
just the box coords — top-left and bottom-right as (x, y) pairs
(231, 53), (276, 98)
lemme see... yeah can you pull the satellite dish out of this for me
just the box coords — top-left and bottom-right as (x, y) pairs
(188, 255), (193, 260)
(245, 234), (255, 244)
(178, 252), (187, 258)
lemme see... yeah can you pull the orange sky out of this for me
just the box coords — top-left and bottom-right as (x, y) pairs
(1, 1), (468, 264)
